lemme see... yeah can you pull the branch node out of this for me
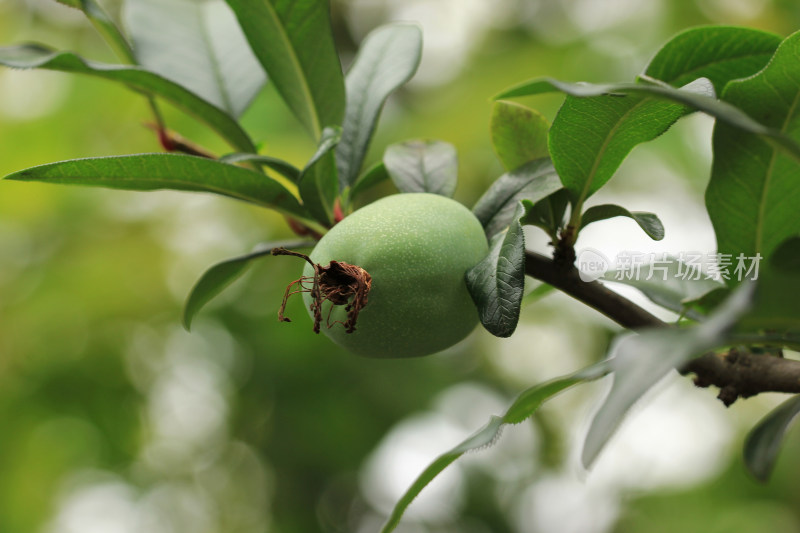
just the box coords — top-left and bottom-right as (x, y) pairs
(553, 226), (577, 271)
(718, 385), (738, 407)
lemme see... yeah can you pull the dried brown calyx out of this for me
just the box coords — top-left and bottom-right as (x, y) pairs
(271, 247), (372, 334)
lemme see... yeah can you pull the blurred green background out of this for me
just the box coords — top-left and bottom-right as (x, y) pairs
(2, 0), (800, 532)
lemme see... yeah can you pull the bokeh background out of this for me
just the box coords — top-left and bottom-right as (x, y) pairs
(2, 0), (800, 532)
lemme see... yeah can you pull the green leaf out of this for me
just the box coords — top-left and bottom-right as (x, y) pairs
(583, 283), (754, 467)
(706, 30), (800, 269)
(744, 237), (800, 331)
(183, 240), (313, 330)
(744, 394), (800, 482)
(472, 158), (562, 238)
(219, 153), (301, 182)
(490, 100), (550, 171)
(348, 161), (390, 201)
(4, 153), (307, 218)
(381, 360), (609, 533)
(502, 24), (785, 205)
(682, 287), (731, 317)
(498, 27), (781, 100)
(643, 25), (782, 91)
(770, 235), (800, 272)
(0, 45), (256, 153)
(62, 0), (137, 63)
(503, 361), (611, 424)
(465, 203), (526, 338)
(225, 0), (345, 139)
(297, 126), (342, 225)
(602, 257), (724, 316)
(547, 77), (713, 207)
(496, 77), (800, 164)
(336, 23), (422, 189)
(124, 0), (266, 118)
(381, 416), (504, 533)
(521, 282), (555, 308)
(383, 140), (458, 197)
(580, 204), (665, 240)
(520, 189), (570, 239)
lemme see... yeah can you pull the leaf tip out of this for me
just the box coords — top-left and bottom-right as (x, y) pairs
(580, 437), (603, 471)
(3, 170), (26, 181)
(743, 460), (771, 483)
(182, 305), (196, 332)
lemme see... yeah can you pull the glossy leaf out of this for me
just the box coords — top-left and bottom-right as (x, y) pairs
(382, 361), (609, 533)
(521, 282), (555, 308)
(643, 25), (782, 91)
(465, 203), (526, 338)
(184, 240), (313, 330)
(771, 236), (800, 272)
(498, 27), (781, 111)
(682, 287), (731, 317)
(747, 270), (800, 332)
(225, 0), (345, 138)
(0, 45), (256, 153)
(583, 283), (754, 467)
(59, 0), (136, 62)
(520, 189), (570, 239)
(496, 77), (800, 164)
(219, 153), (301, 182)
(504, 361), (611, 424)
(336, 23), (422, 189)
(706, 30), (800, 268)
(383, 140), (457, 197)
(744, 394), (800, 482)
(124, 0), (266, 118)
(497, 74), (800, 214)
(490, 100), (549, 171)
(580, 204), (665, 240)
(744, 237), (800, 331)
(472, 158), (562, 238)
(348, 161), (390, 201)
(4, 154), (307, 218)
(381, 416), (504, 533)
(547, 77), (712, 206)
(297, 126), (342, 225)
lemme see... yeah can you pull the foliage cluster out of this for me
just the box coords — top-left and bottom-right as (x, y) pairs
(2, 1), (800, 531)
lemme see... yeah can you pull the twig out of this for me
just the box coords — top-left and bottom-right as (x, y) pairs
(524, 250), (800, 404)
(524, 251), (664, 329)
(686, 348), (800, 405)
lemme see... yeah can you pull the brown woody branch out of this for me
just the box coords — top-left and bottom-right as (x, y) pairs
(524, 250), (800, 405)
(524, 251), (664, 329)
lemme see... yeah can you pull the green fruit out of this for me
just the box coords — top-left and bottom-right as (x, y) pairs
(302, 192), (489, 358)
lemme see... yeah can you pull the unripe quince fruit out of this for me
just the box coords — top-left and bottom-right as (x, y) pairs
(302, 192), (488, 358)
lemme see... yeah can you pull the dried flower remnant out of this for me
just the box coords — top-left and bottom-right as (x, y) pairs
(272, 247), (372, 333)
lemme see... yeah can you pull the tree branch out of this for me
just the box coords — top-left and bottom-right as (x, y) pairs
(688, 348), (800, 405)
(524, 251), (664, 329)
(524, 250), (800, 404)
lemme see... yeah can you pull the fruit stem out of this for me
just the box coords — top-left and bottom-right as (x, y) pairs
(271, 247), (316, 266)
